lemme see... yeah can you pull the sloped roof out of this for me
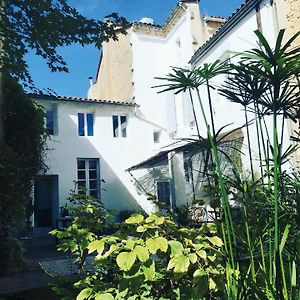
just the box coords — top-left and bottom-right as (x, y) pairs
(30, 94), (137, 107)
(190, 0), (261, 64)
(127, 128), (244, 171)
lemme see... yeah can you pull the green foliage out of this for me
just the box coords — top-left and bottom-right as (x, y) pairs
(0, 74), (46, 273)
(2, 0), (129, 86)
(53, 205), (226, 300)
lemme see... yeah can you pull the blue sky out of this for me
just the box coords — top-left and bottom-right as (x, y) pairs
(26, 0), (245, 97)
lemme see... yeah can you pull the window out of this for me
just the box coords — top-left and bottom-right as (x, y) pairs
(153, 131), (160, 143)
(46, 110), (54, 135)
(77, 159), (100, 198)
(156, 181), (171, 204)
(112, 115), (127, 138)
(78, 113), (94, 136)
(184, 160), (193, 182)
(45, 107), (58, 135)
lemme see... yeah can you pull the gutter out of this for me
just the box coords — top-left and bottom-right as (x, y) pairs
(189, 0), (261, 65)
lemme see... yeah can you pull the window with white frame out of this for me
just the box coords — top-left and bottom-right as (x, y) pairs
(156, 181), (171, 204)
(112, 115), (127, 138)
(77, 159), (100, 198)
(78, 113), (94, 136)
(45, 106), (58, 135)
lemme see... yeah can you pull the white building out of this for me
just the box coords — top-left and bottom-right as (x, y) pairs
(32, 0), (299, 228)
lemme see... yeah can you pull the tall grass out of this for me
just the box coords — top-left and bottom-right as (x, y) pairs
(155, 29), (300, 299)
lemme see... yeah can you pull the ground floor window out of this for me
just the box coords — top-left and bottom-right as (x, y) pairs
(77, 158), (100, 198)
(156, 181), (171, 205)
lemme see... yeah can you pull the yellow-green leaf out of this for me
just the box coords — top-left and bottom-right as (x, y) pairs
(207, 236), (223, 247)
(95, 293), (114, 300)
(196, 249), (207, 259)
(189, 253), (197, 264)
(125, 214), (144, 224)
(168, 240), (183, 257)
(76, 288), (92, 300)
(209, 278), (217, 290)
(88, 240), (105, 255)
(146, 237), (168, 254)
(136, 225), (146, 232)
(167, 254), (190, 273)
(134, 245), (149, 262)
(116, 251), (136, 271)
(142, 260), (155, 281)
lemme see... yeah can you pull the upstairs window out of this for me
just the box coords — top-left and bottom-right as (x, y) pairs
(46, 110), (54, 135)
(78, 113), (94, 136)
(112, 115), (127, 138)
(45, 107), (58, 135)
(77, 158), (100, 199)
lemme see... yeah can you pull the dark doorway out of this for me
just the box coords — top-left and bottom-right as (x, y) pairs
(34, 175), (59, 228)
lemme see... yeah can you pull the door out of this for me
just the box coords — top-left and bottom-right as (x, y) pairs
(34, 175), (58, 227)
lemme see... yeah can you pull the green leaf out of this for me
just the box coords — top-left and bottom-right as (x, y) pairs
(76, 288), (92, 300)
(134, 245), (149, 262)
(95, 293), (114, 300)
(168, 240), (183, 257)
(196, 249), (207, 259)
(206, 236), (223, 247)
(88, 240), (105, 255)
(116, 251), (136, 271)
(146, 237), (168, 254)
(291, 260), (296, 287)
(142, 260), (155, 281)
(189, 253), (197, 264)
(167, 254), (190, 273)
(136, 225), (146, 232)
(125, 214), (144, 224)
(279, 224), (290, 253)
(193, 270), (208, 298)
(209, 278), (216, 290)
(207, 255), (216, 262)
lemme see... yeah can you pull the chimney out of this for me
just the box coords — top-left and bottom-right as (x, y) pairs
(88, 76), (93, 86)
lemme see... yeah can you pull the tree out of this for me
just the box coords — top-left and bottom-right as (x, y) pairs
(0, 0), (129, 143)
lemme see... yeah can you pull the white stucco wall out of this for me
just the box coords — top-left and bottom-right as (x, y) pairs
(38, 99), (157, 215)
(189, 0), (294, 175)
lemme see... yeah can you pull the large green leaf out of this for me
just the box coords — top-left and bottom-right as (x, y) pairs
(206, 236), (223, 247)
(116, 251), (136, 271)
(196, 250), (207, 259)
(88, 240), (105, 255)
(189, 253), (198, 264)
(142, 260), (156, 281)
(95, 293), (114, 300)
(167, 254), (190, 273)
(168, 240), (184, 257)
(146, 237), (168, 254)
(76, 288), (92, 300)
(125, 214), (144, 224)
(134, 245), (149, 262)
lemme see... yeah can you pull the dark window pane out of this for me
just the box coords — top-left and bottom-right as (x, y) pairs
(46, 110), (54, 135)
(78, 113), (85, 136)
(77, 160), (85, 169)
(78, 170), (86, 179)
(157, 182), (170, 204)
(89, 180), (97, 189)
(112, 115), (119, 137)
(153, 131), (160, 143)
(89, 160), (96, 170)
(87, 114), (94, 136)
(90, 190), (98, 199)
(89, 170), (97, 179)
(120, 115), (127, 137)
(77, 181), (86, 190)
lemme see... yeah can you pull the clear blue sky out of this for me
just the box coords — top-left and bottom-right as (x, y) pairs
(26, 0), (245, 97)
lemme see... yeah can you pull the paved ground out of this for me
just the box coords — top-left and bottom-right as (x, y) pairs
(0, 234), (67, 296)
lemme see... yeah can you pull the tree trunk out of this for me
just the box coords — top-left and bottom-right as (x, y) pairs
(0, 0), (4, 144)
